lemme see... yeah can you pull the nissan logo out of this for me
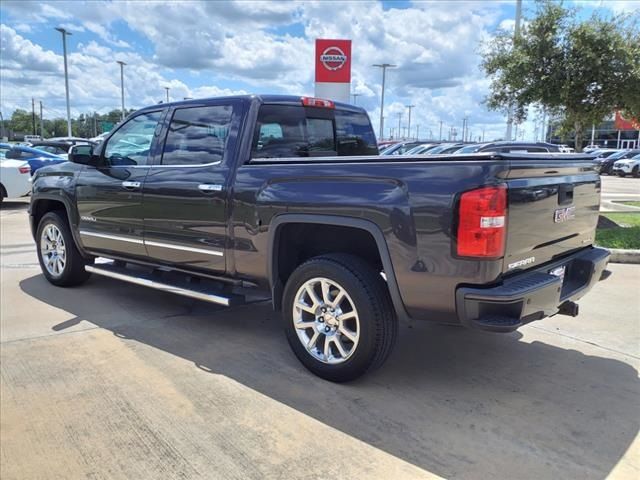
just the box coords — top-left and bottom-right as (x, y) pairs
(320, 46), (347, 71)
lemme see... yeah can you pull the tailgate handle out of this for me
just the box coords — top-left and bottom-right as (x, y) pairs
(558, 184), (574, 205)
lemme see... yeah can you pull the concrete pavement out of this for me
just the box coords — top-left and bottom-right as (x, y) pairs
(1, 199), (639, 480)
(600, 176), (640, 212)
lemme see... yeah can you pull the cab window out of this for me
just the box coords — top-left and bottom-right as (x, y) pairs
(103, 111), (162, 166)
(161, 105), (233, 165)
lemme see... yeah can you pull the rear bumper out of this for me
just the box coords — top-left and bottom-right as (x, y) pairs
(456, 247), (610, 332)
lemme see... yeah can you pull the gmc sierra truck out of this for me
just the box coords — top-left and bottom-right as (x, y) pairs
(29, 95), (610, 382)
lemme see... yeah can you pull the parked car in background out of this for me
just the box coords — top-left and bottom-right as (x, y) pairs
(90, 132), (110, 144)
(0, 158), (31, 204)
(594, 149), (640, 175)
(23, 135), (42, 143)
(0, 143), (66, 175)
(403, 143), (441, 155)
(588, 148), (619, 159)
(379, 141), (424, 155)
(47, 137), (97, 146)
(422, 143), (464, 155)
(29, 141), (74, 159)
(612, 153), (640, 177)
(454, 142), (561, 154)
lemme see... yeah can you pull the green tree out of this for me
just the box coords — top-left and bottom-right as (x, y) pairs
(9, 109), (36, 135)
(481, 1), (640, 151)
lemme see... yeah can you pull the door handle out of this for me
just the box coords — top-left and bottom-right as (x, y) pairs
(198, 184), (223, 193)
(122, 181), (141, 189)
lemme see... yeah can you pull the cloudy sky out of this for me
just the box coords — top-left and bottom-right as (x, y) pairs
(1, 0), (637, 141)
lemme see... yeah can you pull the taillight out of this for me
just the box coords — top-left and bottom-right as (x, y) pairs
(301, 96), (335, 108)
(18, 166), (31, 174)
(457, 185), (507, 258)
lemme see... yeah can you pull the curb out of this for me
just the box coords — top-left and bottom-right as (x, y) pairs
(608, 248), (640, 264)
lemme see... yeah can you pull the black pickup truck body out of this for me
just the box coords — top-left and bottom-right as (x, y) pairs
(29, 95), (610, 380)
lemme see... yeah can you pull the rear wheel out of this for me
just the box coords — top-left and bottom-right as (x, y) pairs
(282, 254), (397, 382)
(36, 211), (92, 286)
(633, 166), (639, 178)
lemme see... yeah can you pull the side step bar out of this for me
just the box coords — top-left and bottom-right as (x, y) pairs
(86, 263), (234, 307)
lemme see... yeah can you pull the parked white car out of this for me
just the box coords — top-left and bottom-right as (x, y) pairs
(0, 159), (31, 204)
(612, 153), (640, 177)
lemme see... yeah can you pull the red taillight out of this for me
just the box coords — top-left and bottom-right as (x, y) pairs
(457, 185), (507, 258)
(301, 96), (335, 108)
(18, 166), (30, 174)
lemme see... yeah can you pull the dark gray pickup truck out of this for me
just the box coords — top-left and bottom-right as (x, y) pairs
(29, 95), (610, 381)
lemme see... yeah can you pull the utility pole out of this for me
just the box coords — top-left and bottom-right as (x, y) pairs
(590, 124), (596, 146)
(164, 87), (170, 103)
(116, 60), (126, 121)
(31, 98), (36, 135)
(482, 127), (485, 142)
(461, 117), (467, 143)
(39, 101), (44, 138)
(405, 104), (415, 141)
(351, 92), (361, 105)
(55, 27), (73, 137)
(373, 63), (397, 140)
(416, 124), (420, 141)
(505, 0), (522, 142)
(93, 113), (97, 137)
(439, 120), (443, 141)
(397, 112), (402, 140)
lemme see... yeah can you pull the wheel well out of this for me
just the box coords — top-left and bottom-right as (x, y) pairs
(272, 223), (383, 310)
(0, 183), (6, 198)
(32, 199), (67, 228)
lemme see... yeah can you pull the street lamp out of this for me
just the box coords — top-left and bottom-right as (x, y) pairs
(372, 63), (396, 140)
(116, 61), (126, 121)
(55, 27), (72, 137)
(406, 105), (415, 140)
(351, 92), (361, 105)
(164, 87), (170, 103)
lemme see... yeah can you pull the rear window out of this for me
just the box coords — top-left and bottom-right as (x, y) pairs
(251, 105), (377, 159)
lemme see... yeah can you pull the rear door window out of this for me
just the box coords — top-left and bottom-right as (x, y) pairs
(162, 105), (233, 165)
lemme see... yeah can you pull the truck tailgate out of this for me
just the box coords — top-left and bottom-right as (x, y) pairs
(503, 156), (600, 274)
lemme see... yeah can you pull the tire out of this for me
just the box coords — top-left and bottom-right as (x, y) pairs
(282, 253), (398, 382)
(633, 166), (639, 178)
(36, 211), (92, 287)
(617, 171), (626, 177)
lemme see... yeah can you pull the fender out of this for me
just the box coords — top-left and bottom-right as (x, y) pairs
(30, 192), (90, 259)
(268, 213), (409, 321)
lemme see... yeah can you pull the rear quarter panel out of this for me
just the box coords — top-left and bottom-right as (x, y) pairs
(231, 158), (509, 322)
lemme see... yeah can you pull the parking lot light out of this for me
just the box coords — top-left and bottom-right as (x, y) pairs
(55, 27), (72, 137)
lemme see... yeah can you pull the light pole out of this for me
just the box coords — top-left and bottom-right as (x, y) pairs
(505, 0), (522, 141)
(406, 104), (415, 141)
(397, 112), (402, 140)
(164, 87), (170, 103)
(373, 63), (396, 140)
(55, 27), (72, 137)
(116, 61), (126, 121)
(351, 92), (361, 105)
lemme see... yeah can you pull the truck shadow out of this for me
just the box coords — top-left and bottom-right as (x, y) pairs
(20, 273), (639, 479)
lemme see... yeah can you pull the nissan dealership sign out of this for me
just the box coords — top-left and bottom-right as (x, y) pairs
(315, 39), (351, 103)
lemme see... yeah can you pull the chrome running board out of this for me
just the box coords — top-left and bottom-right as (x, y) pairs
(86, 263), (233, 307)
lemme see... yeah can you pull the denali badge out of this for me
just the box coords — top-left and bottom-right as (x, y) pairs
(80, 215), (96, 222)
(554, 206), (576, 223)
(508, 257), (536, 270)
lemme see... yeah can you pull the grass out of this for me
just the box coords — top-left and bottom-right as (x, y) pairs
(595, 212), (640, 249)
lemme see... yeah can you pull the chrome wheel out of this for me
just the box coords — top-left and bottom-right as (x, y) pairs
(293, 277), (360, 364)
(40, 224), (66, 277)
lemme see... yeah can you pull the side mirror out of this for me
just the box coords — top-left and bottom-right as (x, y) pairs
(68, 144), (99, 165)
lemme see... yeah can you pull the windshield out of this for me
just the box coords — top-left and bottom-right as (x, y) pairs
(455, 144), (482, 154)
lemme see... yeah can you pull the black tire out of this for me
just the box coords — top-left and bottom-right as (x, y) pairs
(36, 211), (92, 287)
(282, 253), (398, 382)
(633, 166), (639, 178)
(617, 171), (626, 177)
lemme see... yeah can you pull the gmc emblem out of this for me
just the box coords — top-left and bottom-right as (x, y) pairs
(554, 206), (576, 223)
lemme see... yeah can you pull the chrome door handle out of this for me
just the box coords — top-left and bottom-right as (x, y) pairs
(122, 181), (141, 189)
(198, 184), (223, 193)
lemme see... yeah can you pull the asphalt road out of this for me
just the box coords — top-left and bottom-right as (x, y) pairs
(1, 199), (639, 480)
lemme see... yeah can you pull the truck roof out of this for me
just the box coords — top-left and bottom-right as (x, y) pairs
(137, 94), (364, 114)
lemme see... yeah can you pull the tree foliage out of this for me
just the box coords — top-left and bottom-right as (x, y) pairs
(481, 0), (640, 151)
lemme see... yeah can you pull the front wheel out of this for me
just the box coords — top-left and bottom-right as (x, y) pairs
(633, 166), (639, 178)
(282, 254), (398, 382)
(36, 211), (92, 286)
